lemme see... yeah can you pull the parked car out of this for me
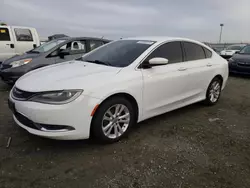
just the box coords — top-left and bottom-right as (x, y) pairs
(0, 26), (40, 62)
(220, 44), (247, 60)
(0, 37), (110, 84)
(228, 45), (250, 75)
(8, 37), (228, 143)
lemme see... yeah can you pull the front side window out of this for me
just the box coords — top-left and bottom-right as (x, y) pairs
(183, 42), (206, 61)
(14, 28), (33, 41)
(0, 28), (10, 41)
(71, 41), (86, 51)
(89, 40), (104, 51)
(147, 42), (183, 63)
(81, 40), (155, 67)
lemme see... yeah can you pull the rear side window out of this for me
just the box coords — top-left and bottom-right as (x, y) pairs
(89, 40), (104, 51)
(147, 42), (183, 63)
(14, 28), (33, 41)
(183, 42), (206, 61)
(203, 47), (212, 58)
(0, 28), (10, 41)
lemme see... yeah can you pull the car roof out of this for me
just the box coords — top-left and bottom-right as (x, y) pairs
(124, 36), (200, 43)
(58, 37), (111, 42)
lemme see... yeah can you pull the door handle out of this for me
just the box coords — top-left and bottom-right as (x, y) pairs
(6, 44), (14, 48)
(178, 67), (187, 71)
(207, 63), (212, 67)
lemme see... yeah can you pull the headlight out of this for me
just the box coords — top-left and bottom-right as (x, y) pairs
(10, 59), (32, 68)
(29, 90), (83, 104)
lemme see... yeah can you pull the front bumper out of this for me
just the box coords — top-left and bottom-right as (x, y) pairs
(9, 92), (101, 140)
(0, 68), (26, 84)
(229, 62), (250, 75)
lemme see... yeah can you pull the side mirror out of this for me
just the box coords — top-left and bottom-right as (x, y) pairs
(59, 49), (70, 58)
(235, 51), (239, 54)
(148, 57), (169, 66)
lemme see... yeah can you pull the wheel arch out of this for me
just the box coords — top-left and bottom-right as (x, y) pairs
(89, 92), (140, 138)
(97, 92), (139, 121)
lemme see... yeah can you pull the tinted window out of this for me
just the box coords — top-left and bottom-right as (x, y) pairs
(183, 42), (206, 61)
(0, 28), (10, 41)
(203, 47), (212, 58)
(14, 28), (33, 41)
(147, 42), (183, 63)
(81, 40), (155, 67)
(89, 40), (104, 51)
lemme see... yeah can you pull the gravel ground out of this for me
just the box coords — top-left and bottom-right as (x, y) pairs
(0, 76), (250, 188)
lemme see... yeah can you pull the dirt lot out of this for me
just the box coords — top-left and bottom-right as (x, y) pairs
(0, 76), (250, 188)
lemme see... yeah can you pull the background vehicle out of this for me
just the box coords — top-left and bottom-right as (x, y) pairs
(228, 45), (250, 75)
(0, 26), (40, 62)
(8, 37), (228, 143)
(220, 44), (246, 60)
(0, 37), (110, 84)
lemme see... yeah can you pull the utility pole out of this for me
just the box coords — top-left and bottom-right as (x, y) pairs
(219, 23), (224, 43)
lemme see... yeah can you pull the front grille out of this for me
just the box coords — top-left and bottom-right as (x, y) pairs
(12, 87), (36, 100)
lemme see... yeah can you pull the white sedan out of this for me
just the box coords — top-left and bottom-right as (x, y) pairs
(8, 37), (228, 143)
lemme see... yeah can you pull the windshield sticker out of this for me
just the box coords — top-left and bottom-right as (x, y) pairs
(0, 29), (6, 33)
(137, 41), (154, 45)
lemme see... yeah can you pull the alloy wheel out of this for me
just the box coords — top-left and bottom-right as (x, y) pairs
(102, 104), (130, 139)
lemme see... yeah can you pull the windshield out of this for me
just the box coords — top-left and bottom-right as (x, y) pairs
(226, 45), (244, 50)
(31, 39), (66, 53)
(239, 46), (250, 54)
(81, 40), (155, 67)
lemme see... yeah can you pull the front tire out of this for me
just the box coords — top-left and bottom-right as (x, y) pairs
(204, 77), (222, 105)
(91, 96), (136, 143)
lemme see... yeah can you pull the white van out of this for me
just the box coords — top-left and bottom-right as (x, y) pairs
(0, 26), (40, 62)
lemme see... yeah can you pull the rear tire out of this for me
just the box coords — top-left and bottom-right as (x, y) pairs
(91, 96), (136, 143)
(204, 77), (222, 105)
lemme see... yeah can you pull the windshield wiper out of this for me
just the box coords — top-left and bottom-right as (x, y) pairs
(85, 59), (111, 66)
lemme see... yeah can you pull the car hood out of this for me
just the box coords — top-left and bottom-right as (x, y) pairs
(15, 60), (122, 92)
(3, 52), (41, 64)
(232, 54), (250, 63)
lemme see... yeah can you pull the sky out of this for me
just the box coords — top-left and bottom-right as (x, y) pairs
(1, 0), (250, 42)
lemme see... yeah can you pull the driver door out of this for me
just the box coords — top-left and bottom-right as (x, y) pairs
(141, 41), (192, 119)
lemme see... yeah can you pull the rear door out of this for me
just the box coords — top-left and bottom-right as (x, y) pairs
(182, 41), (214, 96)
(12, 27), (37, 55)
(0, 26), (16, 62)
